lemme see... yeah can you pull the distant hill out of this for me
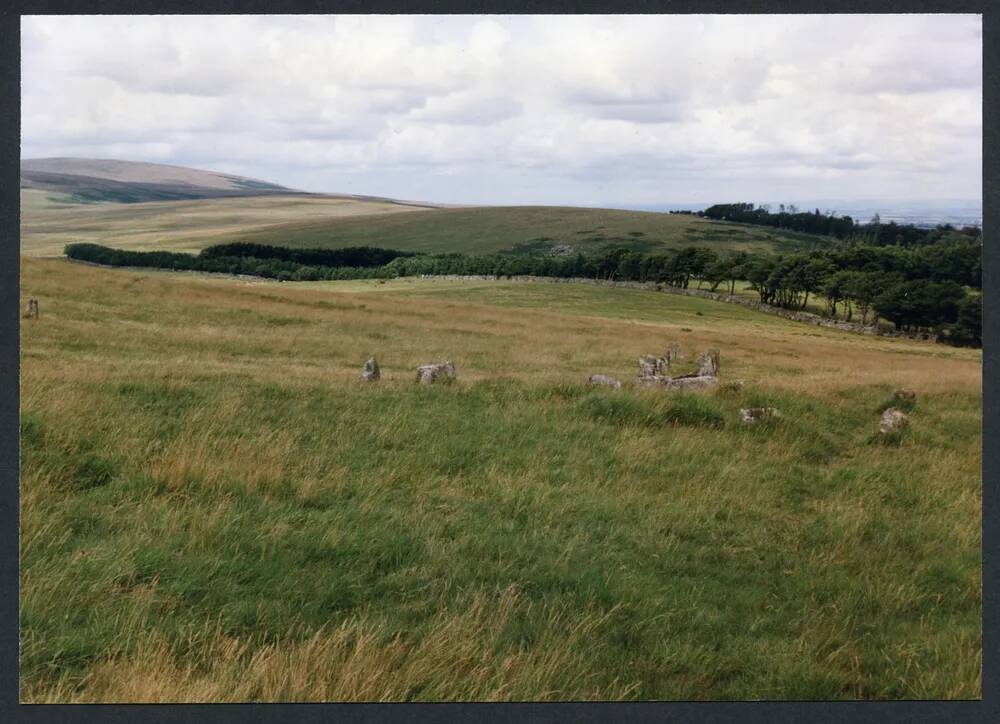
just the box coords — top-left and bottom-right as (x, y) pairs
(20, 157), (303, 203)
(213, 205), (830, 256)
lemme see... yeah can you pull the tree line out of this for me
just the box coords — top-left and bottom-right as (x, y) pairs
(698, 202), (982, 247)
(65, 240), (981, 346)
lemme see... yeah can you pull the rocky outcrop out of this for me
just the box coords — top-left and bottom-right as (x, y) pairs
(416, 361), (456, 385)
(587, 374), (622, 389)
(361, 356), (380, 382)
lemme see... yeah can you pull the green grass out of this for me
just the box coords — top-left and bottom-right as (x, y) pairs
(20, 258), (981, 701)
(215, 205), (830, 255)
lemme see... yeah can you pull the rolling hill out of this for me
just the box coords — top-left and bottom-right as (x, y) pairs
(20, 157), (831, 258)
(211, 204), (830, 255)
(20, 157), (303, 203)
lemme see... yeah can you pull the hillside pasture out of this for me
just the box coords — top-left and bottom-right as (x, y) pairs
(216, 205), (828, 255)
(20, 258), (981, 702)
(19, 190), (435, 257)
(22, 196), (830, 259)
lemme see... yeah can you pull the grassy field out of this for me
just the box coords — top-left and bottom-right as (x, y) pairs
(214, 205), (828, 255)
(21, 193), (828, 258)
(19, 189), (433, 257)
(20, 258), (981, 702)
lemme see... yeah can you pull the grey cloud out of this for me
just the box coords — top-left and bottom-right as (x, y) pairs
(20, 14), (982, 206)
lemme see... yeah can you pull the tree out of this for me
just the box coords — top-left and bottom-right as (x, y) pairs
(946, 295), (981, 346)
(874, 280), (964, 331)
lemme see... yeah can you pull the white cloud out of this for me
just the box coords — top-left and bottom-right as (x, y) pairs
(20, 14), (982, 205)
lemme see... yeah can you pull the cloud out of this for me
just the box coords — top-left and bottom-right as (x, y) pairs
(20, 14), (982, 205)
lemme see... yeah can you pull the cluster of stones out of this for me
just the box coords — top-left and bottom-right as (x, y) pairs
(637, 345), (720, 391)
(359, 356), (457, 385)
(587, 343), (722, 393)
(23, 298), (39, 319)
(360, 350), (915, 441)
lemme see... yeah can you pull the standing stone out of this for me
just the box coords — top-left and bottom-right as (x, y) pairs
(638, 355), (662, 379)
(416, 361), (456, 385)
(23, 299), (38, 319)
(361, 356), (380, 382)
(879, 407), (910, 435)
(588, 374), (622, 389)
(696, 349), (720, 377)
(665, 342), (681, 366)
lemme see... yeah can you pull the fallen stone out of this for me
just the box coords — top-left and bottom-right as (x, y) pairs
(879, 407), (910, 434)
(416, 361), (456, 385)
(361, 356), (380, 382)
(587, 374), (622, 389)
(661, 375), (718, 391)
(740, 407), (780, 424)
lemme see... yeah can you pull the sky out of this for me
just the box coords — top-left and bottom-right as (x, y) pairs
(21, 14), (982, 207)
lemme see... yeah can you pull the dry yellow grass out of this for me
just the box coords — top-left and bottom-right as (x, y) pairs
(19, 190), (432, 257)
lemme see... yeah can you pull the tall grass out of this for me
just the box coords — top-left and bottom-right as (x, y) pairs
(19, 258), (981, 701)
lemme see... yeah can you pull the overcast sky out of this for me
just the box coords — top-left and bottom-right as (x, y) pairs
(21, 14), (982, 206)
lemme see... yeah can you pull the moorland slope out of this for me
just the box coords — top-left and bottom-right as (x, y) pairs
(20, 258), (981, 701)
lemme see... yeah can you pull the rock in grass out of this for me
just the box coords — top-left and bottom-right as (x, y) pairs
(416, 361), (456, 385)
(661, 375), (718, 391)
(696, 349), (720, 377)
(893, 388), (917, 404)
(638, 354), (665, 379)
(879, 407), (910, 434)
(587, 374), (622, 389)
(23, 298), (39, 319)
(361, 356), (380, 382)
(740, 407), (780, 424)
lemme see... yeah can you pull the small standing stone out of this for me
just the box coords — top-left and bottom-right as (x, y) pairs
(696, 349), (720, 377)
(893, 388), (917, 404)
(638, 355), (662, 379)
(416, 361), (456, 385)
(588, 374), (622, 389)
(879, 407), (910, 435)
(23, 298), (39, 319)
(361, 356), (380, 382)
